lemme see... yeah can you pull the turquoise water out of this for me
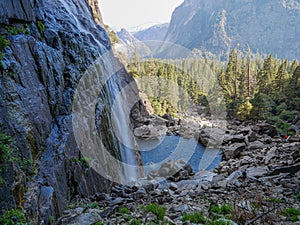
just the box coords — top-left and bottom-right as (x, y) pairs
(136, 135), (222, 174)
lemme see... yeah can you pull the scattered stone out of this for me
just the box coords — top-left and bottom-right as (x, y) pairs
(222, 143), (246, 160)
(246, 166), (268, 178)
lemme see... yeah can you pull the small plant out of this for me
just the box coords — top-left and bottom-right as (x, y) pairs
(0, 133), (14, 162)
(181, 211), (207, 224)
(129, 219), (142, 225)
(49, 215), (54, 224)
(210, 219), (234, 225)
(119, 207), (131, 214)
(264, 197), (284, 203)
(145, 203), (166, 221)
(282, 207), (300, 222)
(94, 221), (103, 225)
(0, 36), (9, 51)
(0, 209), (26, 225)
(88, 203), (99, 209)
(211, 204), (232, 215)
(36, 21), (45, 34)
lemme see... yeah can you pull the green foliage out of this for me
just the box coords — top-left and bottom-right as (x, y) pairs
(0, 133), (14, 162)
(129, 219), (142, 225)
(264, 197), (284, 203)
(145, 203), (166, 221)
(94, 221), (103, 225)
(0, 209), (27, 225)
(237, 98), (253, 120)
(6, 26), (26, 35)
(119, 207), (131, 214)
(250, 93), (275, 120)
(210, 204), (232, 215)
(181, 211), (207, 223)
(104, 25), (119, 45)
(36, 21), (45, 34)
(210, 219), (234, 225)
(0, 36), (9, 51)
(282, 207), (300, 222)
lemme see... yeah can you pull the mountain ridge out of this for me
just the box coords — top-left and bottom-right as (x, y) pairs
(163, 0), (300, 60)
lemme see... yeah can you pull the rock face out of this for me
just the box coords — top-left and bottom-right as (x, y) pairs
(116, 28), (151, 58)
(133, 23), (169, 42)
(0, 0), (145, 223)
(162, 0), (300, 60)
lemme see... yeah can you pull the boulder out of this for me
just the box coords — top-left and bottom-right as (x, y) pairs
(257, 122), (278, 137)
(246, 166), (268, 178)
(198, 127), (226, 148)
(248, 141), (264, 150)
(222, 143), (246, 160)
(223, 134), (245, 144)
(134, 124), (167, 139)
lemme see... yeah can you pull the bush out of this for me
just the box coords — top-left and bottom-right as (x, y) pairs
(282, 207), (300, 222)
(0, 36), (9, 51)
(145, 203), (166, 221)
(211, 204), (232, 215)
(182, 211), (207, 223)
(119, 207), (130, 214)
(0, 209), (26, 225)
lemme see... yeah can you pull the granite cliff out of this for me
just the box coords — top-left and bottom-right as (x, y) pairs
(0, 0), (145, 224)
(162, 0), (300, 59)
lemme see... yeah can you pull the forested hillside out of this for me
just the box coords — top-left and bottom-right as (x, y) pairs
(128, 51), (300, 134)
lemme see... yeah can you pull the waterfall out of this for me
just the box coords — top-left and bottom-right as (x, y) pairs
(61, 0), (142, 184)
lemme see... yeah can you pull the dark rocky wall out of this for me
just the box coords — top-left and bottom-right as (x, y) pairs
(0, 0), (145, 224)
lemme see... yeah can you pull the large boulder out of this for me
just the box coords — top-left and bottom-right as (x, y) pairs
(198, 127), (226, 148)
(257, 122), (278, 137)
(222, 143), (246, 160)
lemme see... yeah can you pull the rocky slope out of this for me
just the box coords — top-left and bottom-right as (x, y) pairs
(54, 119), (300, 224)
(0, 0), (146, 224)
(161, 0), (300, 59)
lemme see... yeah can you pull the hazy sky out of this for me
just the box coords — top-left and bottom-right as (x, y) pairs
(99, 0), (184, 31)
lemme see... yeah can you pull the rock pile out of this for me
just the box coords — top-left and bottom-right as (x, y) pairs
(55, 120), (300, 224)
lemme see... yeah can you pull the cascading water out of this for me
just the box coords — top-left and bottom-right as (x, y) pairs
(62, 0), (142, 184)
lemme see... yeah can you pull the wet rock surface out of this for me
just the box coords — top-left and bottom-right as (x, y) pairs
(0, 0), (146, 223)
(56, 120), (300, 224)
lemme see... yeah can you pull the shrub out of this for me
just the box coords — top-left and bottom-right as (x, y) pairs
(182, 211), (207, 224)
(129, 219), (142, 225)
(0, 36), (9, 51)
(282, 207), (300, 222)
(119, 207), (130, 214)
(0, 209), (26, 225)
(145, 203), (166, 221)
(36, 21), (45, 34)
(211, 204), (232, 215)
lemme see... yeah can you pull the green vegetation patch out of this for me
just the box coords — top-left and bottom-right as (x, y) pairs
(181, 211), (207, 224)
(282, 207), (300, 222)
(0, 133), (14, 162)
(0, 209), (26, 225)
(145, 203), (166, 221)
(211, 204), (232, 215)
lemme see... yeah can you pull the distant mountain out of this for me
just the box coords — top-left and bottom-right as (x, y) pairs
(133, 23), (169, 42)
(161, 0), (300, 60)
(116, 28), (152, 58)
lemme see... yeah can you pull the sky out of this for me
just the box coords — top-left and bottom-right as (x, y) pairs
(99, 0), (184, 31)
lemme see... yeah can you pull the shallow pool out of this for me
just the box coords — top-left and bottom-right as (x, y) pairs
(136, 135), (222, 174)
